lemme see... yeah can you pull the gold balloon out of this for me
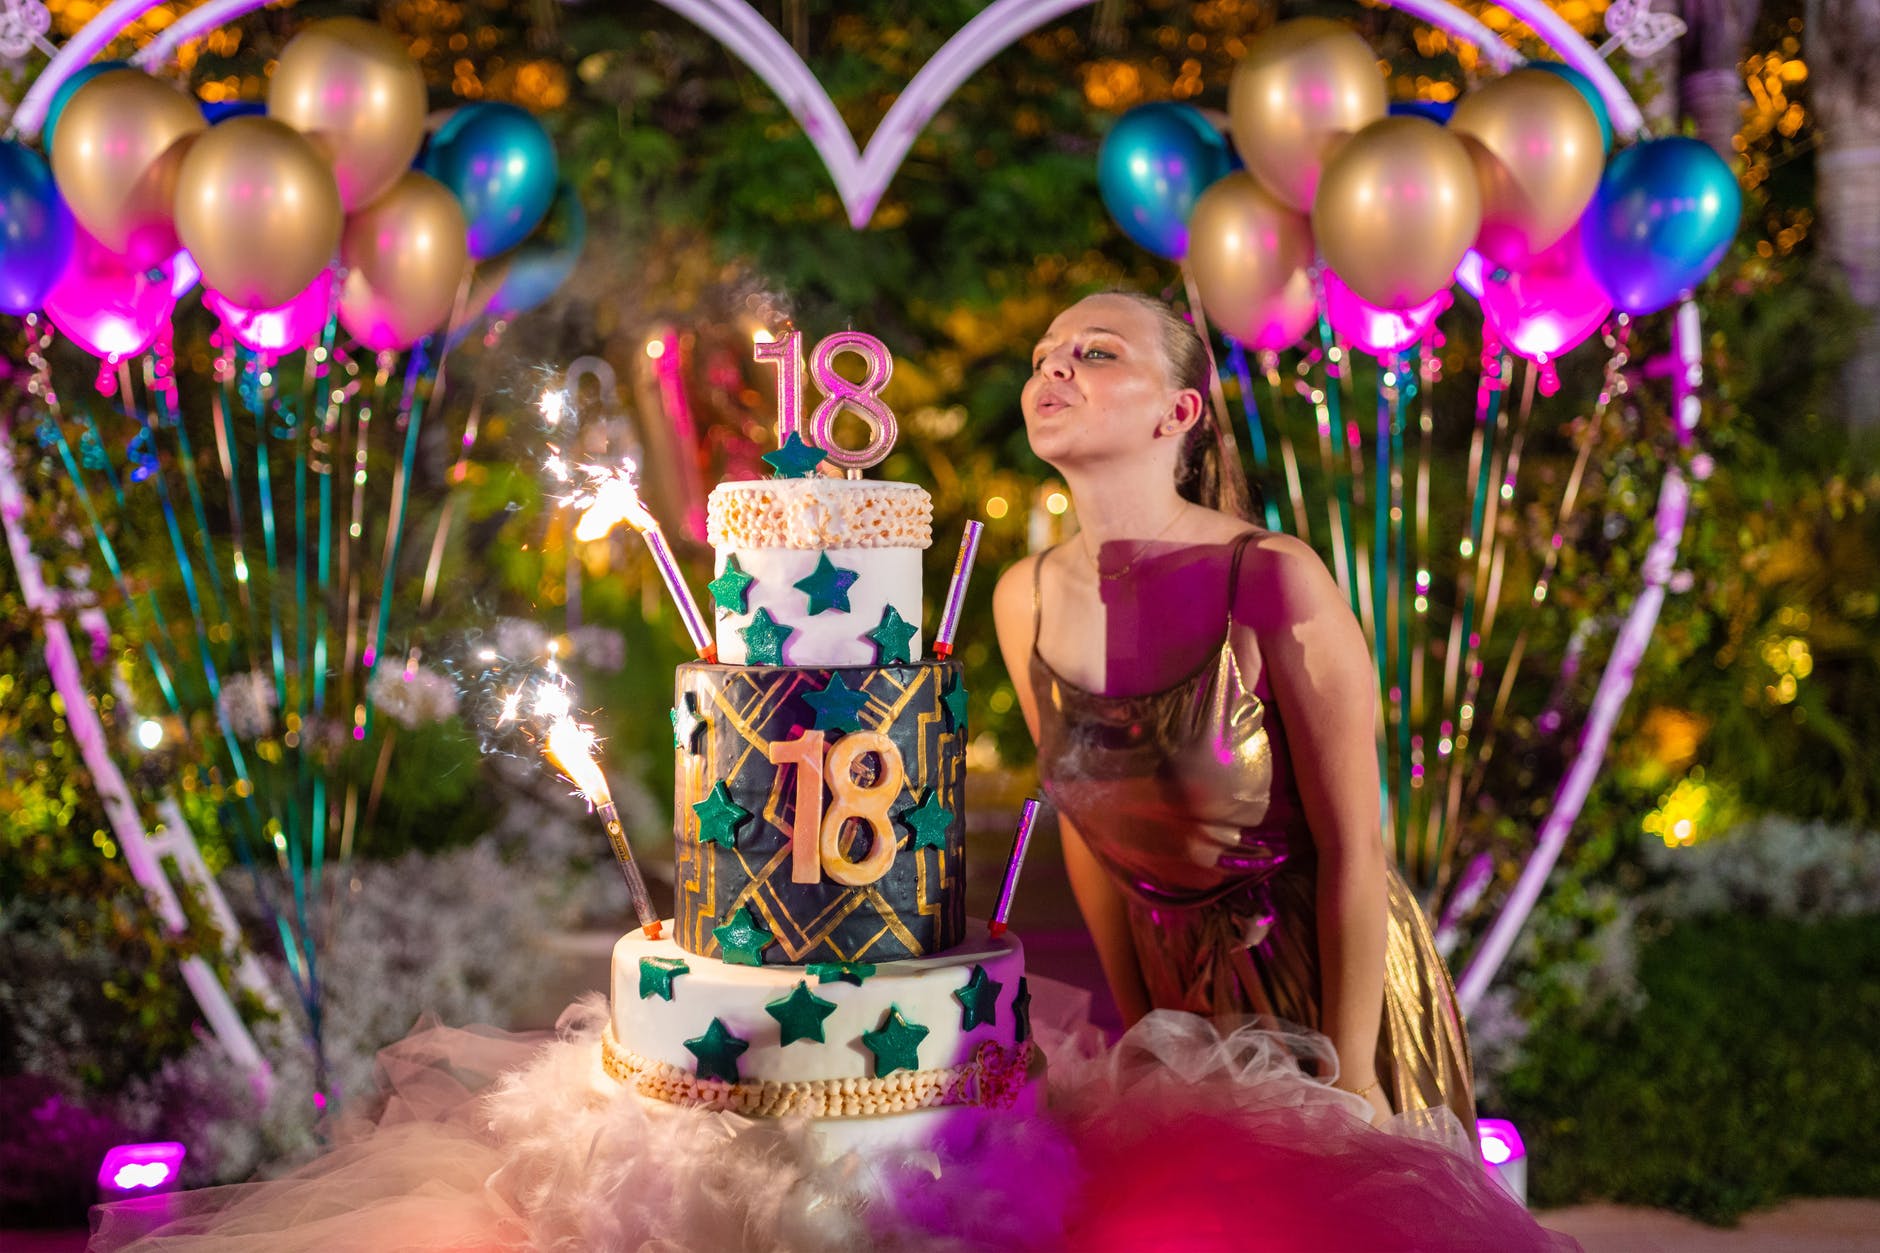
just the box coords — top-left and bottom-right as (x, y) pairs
(1450, 69), (1606, 270)
(1186, 173), (1317, 351)
(49, 69), (205, 271)
(338, 171), (469, 350)
(267, 18), (426, 211)
(1311, 116), (1481, 310)
(1228, 18), (1387, 212)
(173, 117), (342, 311)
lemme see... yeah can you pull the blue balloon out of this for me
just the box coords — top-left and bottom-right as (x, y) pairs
(1097, 103), (1232, 259)
(1526, 61), (1614, 155)
(1389, 99), (1454, 124)
(43, 60), (130, 156)
(490, 187), (585, 319)
(0, 139), (76, 314)
(201, 99), (267, 124)
(421, 102), (558, 260)
(1581, 137), (1741, 316)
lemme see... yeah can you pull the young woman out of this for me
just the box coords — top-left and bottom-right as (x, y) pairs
(993, 290), (1474, 1131)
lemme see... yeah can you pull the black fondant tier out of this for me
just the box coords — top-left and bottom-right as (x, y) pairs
(673, 659), (966, 965)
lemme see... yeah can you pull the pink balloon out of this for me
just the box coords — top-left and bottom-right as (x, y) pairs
(205, 269), (335, 355)
(1322, 268), (1450, 358)
(42, 228), (177, 361)
(1479, 229), (1611, 363)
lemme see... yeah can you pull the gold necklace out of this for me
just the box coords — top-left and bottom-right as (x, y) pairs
(1081, 503), (1188, 582)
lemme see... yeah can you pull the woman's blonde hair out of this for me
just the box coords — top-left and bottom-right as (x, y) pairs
(1097, 289), (1253, 520)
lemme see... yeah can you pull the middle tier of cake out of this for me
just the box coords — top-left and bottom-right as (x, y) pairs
(674, 657), (967, 966)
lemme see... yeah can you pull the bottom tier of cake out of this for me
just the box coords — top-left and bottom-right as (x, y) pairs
(606, 920), (1040, 1156)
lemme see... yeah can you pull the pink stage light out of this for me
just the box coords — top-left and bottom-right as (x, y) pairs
(1476, 1118), (1528, 1205)
(97, 1141), (187, 1194)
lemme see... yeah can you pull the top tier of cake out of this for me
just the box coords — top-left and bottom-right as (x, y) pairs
(706, 478), (932, 668)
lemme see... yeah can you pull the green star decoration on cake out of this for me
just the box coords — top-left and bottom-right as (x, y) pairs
(802, 672), (871, 734)
(942, 678), (969, 733)
(1012, 976), (1033, 1045)
(712, 904), (775, 966)
(865, 604), (918, 664)
(807, 961), (876, 986)
(692, 781), (751, 850)
(861, 1004), (930, 1078)
(901, 788), (953, 851)
(952, 964), (1002, 1031)
(762, 431), (827, 479)
(638, 956), (690, 1001)
(684, 1017), (750, 1083)
(792, 552), (860, 615)
(739, 607), (793, 665)
(765, 980), (838, 1046)
(708, 555), (756, 615)
(670, 692), (707, 754)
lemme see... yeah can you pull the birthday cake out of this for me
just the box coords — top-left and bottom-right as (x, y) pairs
(602, 339), (1040, 1155)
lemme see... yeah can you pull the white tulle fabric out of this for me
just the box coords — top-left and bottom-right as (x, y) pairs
(92, 984), (1576, 1252)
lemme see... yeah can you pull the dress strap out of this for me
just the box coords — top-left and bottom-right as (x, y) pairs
(1032, 545), (1055, 650)
(1225, 531), (1256, 628)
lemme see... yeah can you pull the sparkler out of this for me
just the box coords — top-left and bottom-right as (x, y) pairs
(542, 711), (662, 939)
(989, 798), (1042, 939)
(567, 461), (716, 661)
(932, 520), (983, 660)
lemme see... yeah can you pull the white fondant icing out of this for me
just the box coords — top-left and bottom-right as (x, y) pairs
(715, 546), (923, 667)
(612, 921), (1027, 1085)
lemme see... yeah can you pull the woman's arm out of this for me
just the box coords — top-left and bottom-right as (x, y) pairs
(1242, 535), (1391, 1113)
(992, 557), (1152, 1026)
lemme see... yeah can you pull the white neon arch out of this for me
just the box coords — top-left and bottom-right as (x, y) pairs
(14, 0), (1694, 1013)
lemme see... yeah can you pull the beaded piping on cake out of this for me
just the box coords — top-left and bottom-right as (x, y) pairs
(707, 479), (933, 550)
(601, 1023), (1033, 1117)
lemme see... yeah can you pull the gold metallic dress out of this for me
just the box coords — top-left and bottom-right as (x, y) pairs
(1030, 534), (1476, 1130)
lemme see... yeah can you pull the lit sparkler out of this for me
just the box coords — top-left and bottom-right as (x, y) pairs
(568, 460), (716, 661)
(542, 711), (663, 939)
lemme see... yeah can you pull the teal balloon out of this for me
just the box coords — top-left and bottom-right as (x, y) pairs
(421, 102), (558, 259)
(1526, 61), (1614, 154)
(1581, 137), (1741, 316)
(43, 60), (131, 155)
(1098, 103), (1232, 260)
(0, 140), (75, 314)
(489, 184), (585, 319)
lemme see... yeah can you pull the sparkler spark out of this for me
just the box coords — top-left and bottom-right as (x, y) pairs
(570, 461), (655, 542)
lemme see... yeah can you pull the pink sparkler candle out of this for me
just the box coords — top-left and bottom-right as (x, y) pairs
(932, 520), (983, 660)
(545, 715), (662, 939)
(989, 798), (1042, 939)
(572, 463), (717, 662)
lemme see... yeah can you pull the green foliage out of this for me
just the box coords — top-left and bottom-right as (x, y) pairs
(1504, 913), (1880, 1222)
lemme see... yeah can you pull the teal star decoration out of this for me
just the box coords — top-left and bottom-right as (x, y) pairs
(1012, 976), (1033, 1045)
(670, 692), (707, 754)
(861, 1004), (930, 1078)
(639, 956), (690, 1001)
(739, 607), (793, 666)
(684, 1017), (750, 1083)
(953, 964), (1002, 1031)
(807, 961), (876, 987)
(765, 980), (838, 1046)
(865, 604), (918, 664)
(692, 781), (751, 850)
(802, 672), (871, 734)
(793, 552), (860, 615)
(712, 904), (774, 967)
(942, 678), (969, 733)
(708, 555), (756, 615)
(900, 788), (953, 851)
(763, 431), (827, 479)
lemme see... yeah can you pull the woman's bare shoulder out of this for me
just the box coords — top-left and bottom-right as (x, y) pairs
(1233, 529), (1346, 625)
(991, 553), (1044, 629)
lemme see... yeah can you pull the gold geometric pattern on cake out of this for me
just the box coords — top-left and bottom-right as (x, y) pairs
(675, 661), (965, 964)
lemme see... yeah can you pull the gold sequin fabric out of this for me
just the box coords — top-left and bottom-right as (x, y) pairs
(1030, 534), (1476, 1132)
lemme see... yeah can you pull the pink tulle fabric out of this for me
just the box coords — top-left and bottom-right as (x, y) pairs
(91, 987), (1576, 1252)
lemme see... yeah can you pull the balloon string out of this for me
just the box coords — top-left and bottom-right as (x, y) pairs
(1305, 327), (1352, 603)
(1391, 362), (1413, 869)
(303, 304), (342, 921)
(1224, 340), (1285, 534)
(1259, 353), (1311, 540)
(243, 356), (288, 714)
(117, 360), (215, 688)
(1409, 347), (1438, 872)
(341, 354), (389, 742)
(363, 344), (438, 740)
(1371, 364), (1393, 849)
(211, 369), (263, 678)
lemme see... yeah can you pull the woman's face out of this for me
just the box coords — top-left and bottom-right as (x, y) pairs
(1021, 295), (1181, 471)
